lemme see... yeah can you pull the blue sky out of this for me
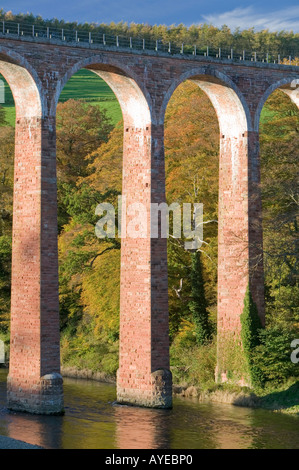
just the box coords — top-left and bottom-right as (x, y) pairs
(2, 0), (299, 32)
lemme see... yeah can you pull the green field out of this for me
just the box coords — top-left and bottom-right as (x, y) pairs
(0, 68), (122, 127)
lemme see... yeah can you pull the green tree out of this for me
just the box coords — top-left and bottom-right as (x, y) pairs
(260, 90), (299, 326)
(189, 251), (212, 345)
(252, 324), (299, 385)
(240, 286), (263, 386)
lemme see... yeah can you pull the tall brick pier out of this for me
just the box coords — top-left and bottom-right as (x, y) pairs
(0, 29), (298, 413)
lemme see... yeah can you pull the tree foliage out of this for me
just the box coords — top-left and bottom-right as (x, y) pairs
(252, 325), (299, 385)
(240, 286), (263, 386)
(260, 90), (299, 325)
(56, 99), (113, 183)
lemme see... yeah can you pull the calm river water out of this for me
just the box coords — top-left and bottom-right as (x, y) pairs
(1, 369), (299, 449)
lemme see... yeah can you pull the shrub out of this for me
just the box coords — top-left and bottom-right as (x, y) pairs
(170, 335), (217, 389)
(252, 324), (299, 385)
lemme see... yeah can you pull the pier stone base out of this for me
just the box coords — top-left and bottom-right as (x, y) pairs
(7, 373), (64, 415)
(117, 369), (172, 409)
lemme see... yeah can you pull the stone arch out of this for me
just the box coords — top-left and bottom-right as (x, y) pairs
(0, 46), (42, 118)
(254, 76), (299, 130)
(159, 66), (251, 133)
(51, 56), (152, 127)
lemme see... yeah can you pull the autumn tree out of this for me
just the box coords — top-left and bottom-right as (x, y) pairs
(56, 99), (113, 183)
(83, 122), (123, 193)
(56, 99), (114, 231)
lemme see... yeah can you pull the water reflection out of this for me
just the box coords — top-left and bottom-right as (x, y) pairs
(61, 377), (117, 449)
(114, 405), (171, 449)
(1, 370), (299, 449)
(7, 412), (64, 449)
(247, 408), (299, 449)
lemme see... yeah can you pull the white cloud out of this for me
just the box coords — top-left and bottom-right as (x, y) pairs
(202, 5), (299, 32)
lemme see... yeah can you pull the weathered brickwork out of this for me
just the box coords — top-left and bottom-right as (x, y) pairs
(0, 35), (298, 412)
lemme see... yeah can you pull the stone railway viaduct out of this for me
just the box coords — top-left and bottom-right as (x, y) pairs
(0, 31), (298, 414)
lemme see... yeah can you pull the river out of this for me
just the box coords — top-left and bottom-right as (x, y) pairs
(0, 369), (299, 449)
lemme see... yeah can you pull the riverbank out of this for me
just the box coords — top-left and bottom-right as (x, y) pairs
(173, 384), (259, 406)
(177, 383), (299, 415)
(61, 366), (299, 416)
(61, 366), (116, 383)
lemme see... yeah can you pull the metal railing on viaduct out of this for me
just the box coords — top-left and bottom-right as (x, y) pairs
(1, 19), (299, 65)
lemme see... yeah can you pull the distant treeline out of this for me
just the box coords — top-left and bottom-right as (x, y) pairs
(1, 9), (299, 55)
